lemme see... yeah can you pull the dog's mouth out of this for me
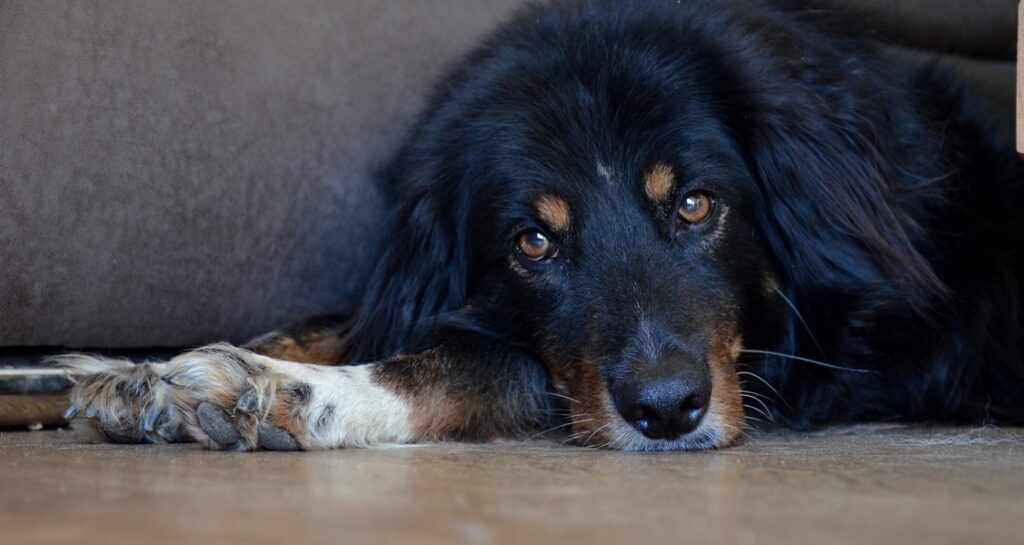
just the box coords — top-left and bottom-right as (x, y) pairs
(553, 333), (745, 451)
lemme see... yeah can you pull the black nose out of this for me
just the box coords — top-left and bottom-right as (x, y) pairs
(614, 375), (710, 440)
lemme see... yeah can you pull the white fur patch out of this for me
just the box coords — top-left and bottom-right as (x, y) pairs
(260, 360), (416, 449)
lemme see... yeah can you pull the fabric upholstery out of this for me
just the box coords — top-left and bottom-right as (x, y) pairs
(1, 0), (523, 346)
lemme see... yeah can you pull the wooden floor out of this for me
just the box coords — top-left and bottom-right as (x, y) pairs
(1, 426), (1022, 545)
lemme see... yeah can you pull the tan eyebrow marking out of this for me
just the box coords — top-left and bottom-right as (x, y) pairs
(535, 194), (572, 233)
(643, 162), (675, 203)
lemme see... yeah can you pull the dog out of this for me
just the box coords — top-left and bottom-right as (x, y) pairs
(59, 0), (1024, 451)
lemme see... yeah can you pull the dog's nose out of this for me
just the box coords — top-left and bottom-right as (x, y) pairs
(615, 375), (710, 440)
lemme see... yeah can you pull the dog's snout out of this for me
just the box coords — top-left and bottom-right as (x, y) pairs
(614, 371), (710, 440)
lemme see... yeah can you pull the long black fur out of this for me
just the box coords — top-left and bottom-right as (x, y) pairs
(340, 0), (1024, 429)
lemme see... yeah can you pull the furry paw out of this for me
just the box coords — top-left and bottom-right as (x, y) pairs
(58, 345), (303, 451)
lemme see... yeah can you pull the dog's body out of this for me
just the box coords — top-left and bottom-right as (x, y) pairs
(62, 0), (1023, 450)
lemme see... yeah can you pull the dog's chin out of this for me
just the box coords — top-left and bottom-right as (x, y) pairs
(592, 409), (745, 451)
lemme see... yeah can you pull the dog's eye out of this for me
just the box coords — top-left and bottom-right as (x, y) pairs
(678, 191), (714, 224)
(516, 230), (557, 261)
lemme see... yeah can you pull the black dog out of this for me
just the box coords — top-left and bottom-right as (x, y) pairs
(61, 0), (1023, 450)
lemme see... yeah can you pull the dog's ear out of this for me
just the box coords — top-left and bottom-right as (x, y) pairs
(343, 190), (468, 361)
(746, 78), (950, 319)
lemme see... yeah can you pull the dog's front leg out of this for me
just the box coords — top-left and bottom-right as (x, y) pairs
(60, 336), (556, 450)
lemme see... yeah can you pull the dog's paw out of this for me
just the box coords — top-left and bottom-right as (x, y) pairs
(59, 345), (304, 451)
(61, 343), (418, 450)
(57, 355), (187, 444)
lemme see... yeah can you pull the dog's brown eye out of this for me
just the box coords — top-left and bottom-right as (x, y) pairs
(516, 230), (556, 261)
(678, 191), (714, 224)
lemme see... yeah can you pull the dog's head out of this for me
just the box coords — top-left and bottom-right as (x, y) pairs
(349, 1), (946, 449)
(477, 157), (770, 449)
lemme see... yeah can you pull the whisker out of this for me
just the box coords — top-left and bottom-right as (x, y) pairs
(561, 434), (584, 445)
(582, 422), (612, 447)
(717, 422), (738, 435)
(543, 391), (581, 404)
(739, 388), (775, 403)
(615, 429), (632, 449)
(522, 418), (592, 443)
(740, 348), (878, 374)
(770, 286), (826, 357)
(743, 403), (775, 423)
(562, 427), (593, 445)
(594, 428), (628, 450)
(553, 413), (598, 445)
(740, 393), (774, 418)
(736, 371), (793, 410)
(718, 422), (750, 441)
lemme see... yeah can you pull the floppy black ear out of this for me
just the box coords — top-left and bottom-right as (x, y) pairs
(343, 190), (468, 361)
(747, 69), (950, 319)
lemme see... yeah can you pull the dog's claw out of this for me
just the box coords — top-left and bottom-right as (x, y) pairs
(62, 404), (78, 421)
(141, 406), (163, 433)
(234, 388), (259, 414)
(162, 373), (186, 387)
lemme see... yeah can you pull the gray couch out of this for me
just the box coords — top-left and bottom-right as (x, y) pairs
(0, 0), (1016, 351)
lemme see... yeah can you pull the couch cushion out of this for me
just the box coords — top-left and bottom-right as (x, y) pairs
(0, 0), (524, 347)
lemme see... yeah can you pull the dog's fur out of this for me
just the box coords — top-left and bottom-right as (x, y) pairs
(61, 0), (1024, 451)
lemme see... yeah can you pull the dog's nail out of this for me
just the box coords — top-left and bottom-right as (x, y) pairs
(162, 373), (185, 387)
(84, 405), (99, 419)
(234, 389), (259, 414)
(258, 422), (300, 451)
(196, 402), (240, 447)
(62, 405), (78, 420)
(141, 406), (164, 432)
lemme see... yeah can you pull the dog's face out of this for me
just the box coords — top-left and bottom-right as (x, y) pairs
(483, 167), (771, 450)
(453, 62), (784, 450)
